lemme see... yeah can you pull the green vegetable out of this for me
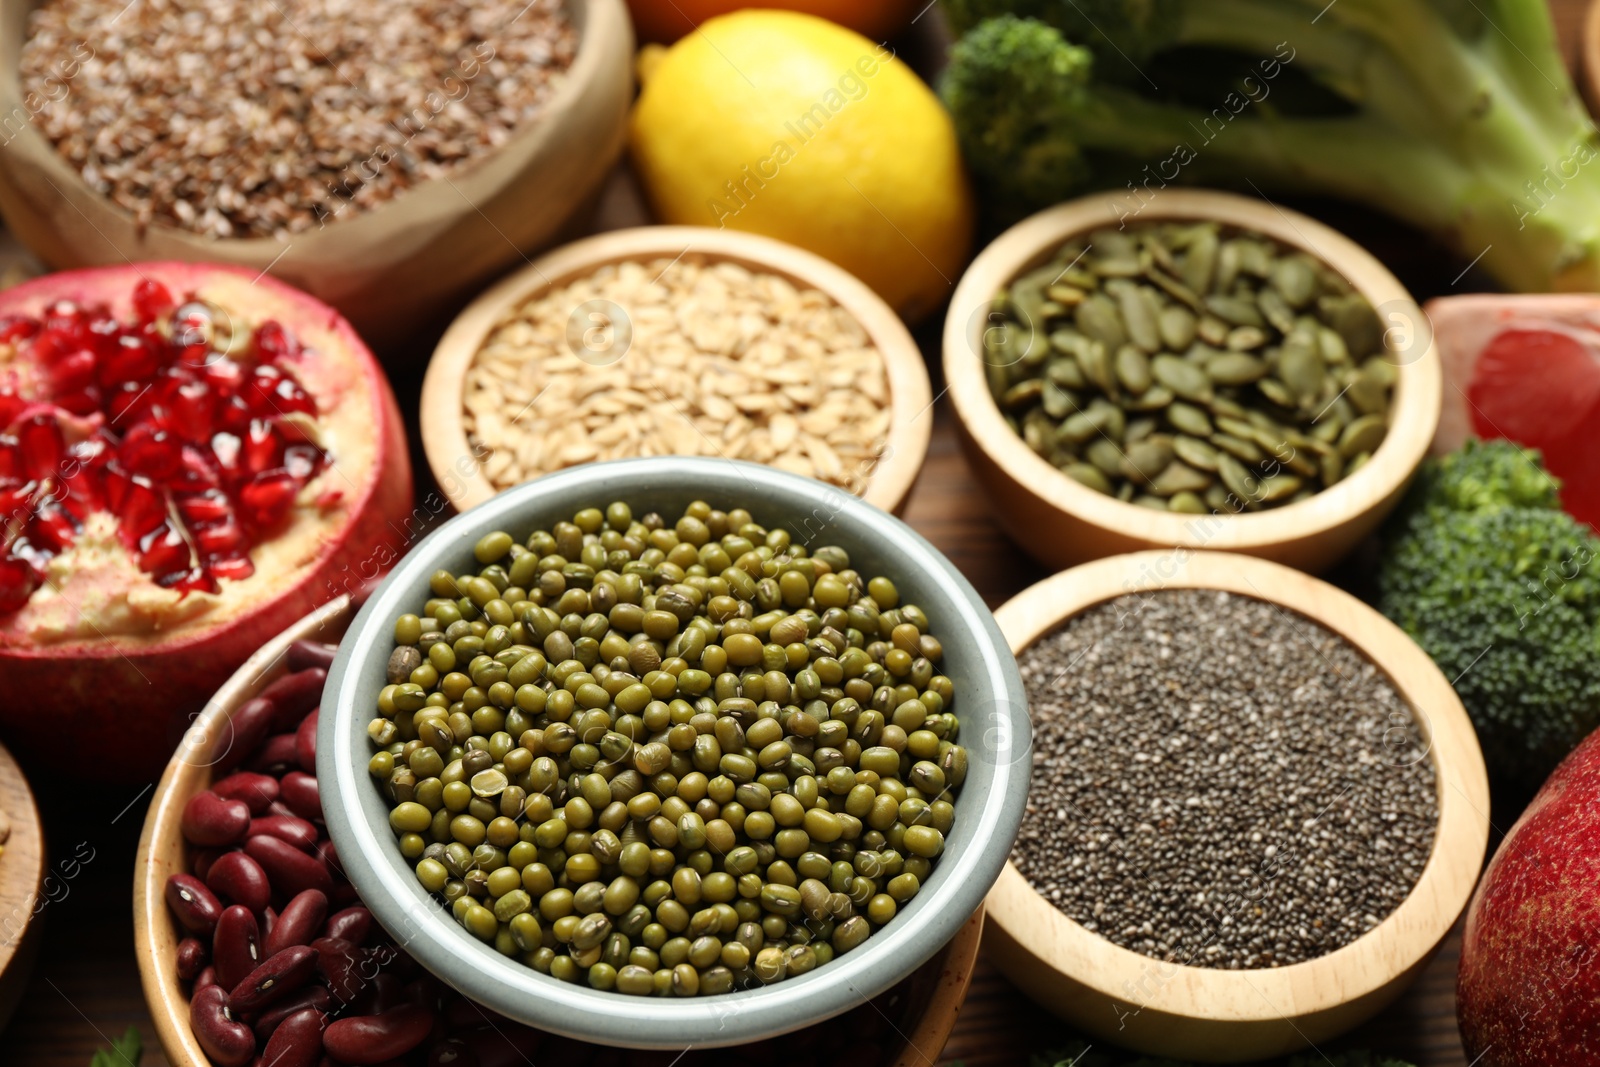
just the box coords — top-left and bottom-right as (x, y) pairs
(939, 2), (1600, 292)
(90, 1027), (142, 1067)
(1023, 1038), (1415, 1067)
(1377, 439), (1600, 789)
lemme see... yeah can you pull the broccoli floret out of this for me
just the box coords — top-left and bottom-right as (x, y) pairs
(940, 2), (1600, 291)
(1378, 440), (1600, 790)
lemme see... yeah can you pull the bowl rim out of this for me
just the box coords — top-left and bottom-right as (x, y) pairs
(940, 189), (1442, 557)
(418, 225), (933, 516)
(984, 549), (1490, 1025)
(0, 0), (625, 250)
(318, 455), (1027, 1049)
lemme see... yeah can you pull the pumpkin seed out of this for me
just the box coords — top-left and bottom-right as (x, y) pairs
(1166, 402), (1214, 437)
(1148, 461), (1213, 496)
(1169, 490), (1207, 514)
(1204, 294), (1265, 328)
(1065, 463), (1113, 494)
(1125, 417), (1158, 443)
(1041, 381), (1077, 420)
(1116, 481), (1136, 502)
(1346, 450), (1372, 476)
(1172, 434), (1220, 471)
(1158, 305), (1197, 350)
(1124, 385), (1176, 411)
(1212, 433), (1265, 463)
(1047, 284), (1088, 306)
(1115, 345), (1153, 394)
(1075, 339), (1118, 395)
(1257, 288), (1296, 334)
(1181, 228), (1218, 294)
(1075, 294), (1126, 349)
(1119, 285), (1162, 353)
(1121, 437), (1175, 484)
(1270, 257), (1316, 308)
(1258, 473), (1304, 502)
(1339, 414), (1387, 457)
(1278, 341), (1326, 404)
(1320, 450), (1344, 485)
(1001, 379), (1045, 410)
(1046, 355), (1087, 390)
(1207, 353), (1269, 385)
(1085, 438), (1126, 476)
(1152, 355), (1212, 402)
(1217, 452), (1260, 502)
(1196, 315), (1231, 347)
(1133, 494), (1169, 510)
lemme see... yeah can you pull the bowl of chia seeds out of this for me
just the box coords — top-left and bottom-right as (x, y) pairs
(0, 0), (634, 347)
(319, 456), (1031, 1049)
(942, 188), (1442, 573)
(984, 549), (1489, 1062)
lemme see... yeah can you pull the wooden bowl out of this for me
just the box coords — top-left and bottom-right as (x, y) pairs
(0, 737), (45, 1034)
(942, 190), (1442, 574)
(420, 226), (933, 514)
(984, 550), (1491, 1063)
(1582, 0), (1600, 114)
(134, 596), (982, 1067)
(0, 0), (633, 351)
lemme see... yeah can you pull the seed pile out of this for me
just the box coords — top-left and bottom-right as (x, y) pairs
(985, 222), (1396, 513)
(463, 257), (891, 494)
(1013, 589), (1437, 969)
(369, 501), (965, 996)
(20, 0), (576, 238)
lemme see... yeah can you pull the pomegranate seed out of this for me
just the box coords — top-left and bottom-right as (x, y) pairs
(243, 419), (283, 474)
(16, 413), (65, 481)
(174, 446), (222, 492)
(31, 500), (78, 552)
(210, 432), (242, 480)
(115, 474), (166, 543)
(177, 489), (230, 525)
(0, 436), (18, 479)
(208, 555), (254, 582)
(136, 521), (190, 577)
(203, 357), (245, 399)
(0, 390), (23, 427)
(255, 320), (300, 360)
(54, 387), (102, 417)
(195, 518), (246, 557)
(170, 379), (215, 442)
(172, 301), (218, 363)
(0, 557), (39, 614)
(238, 470), (297, 530)
(49, 349), (97, 394)
(44, 300), (83, 333)
(163, 566), (219, 595)
(119, 423), (182, 481)
(0, 315), (39, 343)
(132, 279), (175, 323)
(0, 481), (34, 525)
(99, 334), (163, 387)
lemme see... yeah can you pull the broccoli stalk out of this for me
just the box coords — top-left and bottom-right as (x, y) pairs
(940, 2), (1600, 291)
(1377, 440), (1600, 791)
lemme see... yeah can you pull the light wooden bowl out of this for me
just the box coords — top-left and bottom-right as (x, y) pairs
(0, 737), (45, 1034)
(1582, 0), (1600, 115)
(134, 596), (982, 1067)
(942, 190), (1442, 574)
(420, 226), (933, 515)
(984, 550), (1490, 1063)
(0, 0), (633, 351)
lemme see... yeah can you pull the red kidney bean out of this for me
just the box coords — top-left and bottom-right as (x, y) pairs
(191, 984), (256, 1067)
(323, 905), (371, 945)
(266, 800), (300, 821)
(261, 1006), (326, 1067)
(262, 905), (278, 940)
(207, 851), (272, 915)
(213, 905), (263, 991)
(287, 641), (338, 673)
(228, 944), (317, 1013)
(253, 985), (334, 1041)
(183, 790), (253, 847)
(330, 882), (360, 908)
(167, 874), (224, 937)
(213, 772), (280, 815)
(316, 840), (346, 881)
(262, 668), (326, 731)
(279, 772), (323, 822)
(247, 835), (333, 900)
(321, 1005), (433, 1064)
(192, 847), (227, 881)
(194, 965), (218, 995)
(250, 815), (320, 853)
(296, 710), (319, 774)
(310, 936), (366, 1005)
(250, 734), (302, 776)
(216, 696), (279, 774)
(265, 889), (328, 956)
(176, 936), (209, 981)
(364, 972), (404, 1015)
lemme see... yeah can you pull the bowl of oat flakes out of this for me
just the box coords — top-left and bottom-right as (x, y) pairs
(0, 0), (634, 348)
(419, 226), (933, 513)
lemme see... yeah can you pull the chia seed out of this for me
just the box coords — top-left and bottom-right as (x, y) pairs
(1012, 588), (1438, 969)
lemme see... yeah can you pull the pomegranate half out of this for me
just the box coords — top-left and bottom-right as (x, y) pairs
(0, 263), (412, 777)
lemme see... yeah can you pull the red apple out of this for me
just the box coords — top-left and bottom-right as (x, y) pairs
(0, 263), (412, 778)
(1458, 727), (1600, 1065)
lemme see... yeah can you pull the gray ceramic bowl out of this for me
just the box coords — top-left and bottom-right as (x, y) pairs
(319, 456), (1029, 1049)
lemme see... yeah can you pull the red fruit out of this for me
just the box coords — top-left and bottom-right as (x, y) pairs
(0, 263), (411, 778)
(1458, 728), (1600, 1065)
(1427, 295), (1600, 530)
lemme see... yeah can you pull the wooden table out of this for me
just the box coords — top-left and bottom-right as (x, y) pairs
(7, 0), (1593, 1060)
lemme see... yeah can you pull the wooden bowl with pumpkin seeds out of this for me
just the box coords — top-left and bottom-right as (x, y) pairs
(942, 189), (1441, 573)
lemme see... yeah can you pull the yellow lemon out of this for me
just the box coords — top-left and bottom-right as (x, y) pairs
(629, 10), (974, 322)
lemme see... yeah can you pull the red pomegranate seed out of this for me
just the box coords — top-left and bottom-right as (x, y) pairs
(238, 470), (297, 530)
(170, 379), (215, 443)
(208, 555), (254, 582)
(0, 390), (23, 428)
(0, 436), (18, 480)
(137, 521), (190, 577)
(54, 387), (102, 417)
(195, 518), (246, 558)
(31, 500), (78, 552)
(99, 334), (163, 387)
(210, 432), (242, 481)
(243, 420), (283, 474)
(203, 357), (245, 399)
(172, 302), (218, 363)
(115, 474), (166, 542)
(255, 321), (299, 360)
(163, 566), (219, 595)
(174, 446), (222, 493)
(0, 481), (33, 525)
(177, 489), (229, 525)
(0, 315), (38, 343)
(120, 423), (182, 482)
(133, 279), (176, 323)
(16, 413), (65, 481)
(0, 557), (39, 614)
(49, 349), (97, 394)
(44, 300), (83, 335)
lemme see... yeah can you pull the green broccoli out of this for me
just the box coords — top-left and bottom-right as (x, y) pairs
(1377, 439), (1600, 790)
(939, 2), (1600, 292)
(1024, 1038), (1416, 1067)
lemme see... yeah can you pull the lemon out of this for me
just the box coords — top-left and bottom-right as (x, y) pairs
(629, 10), (974, 322)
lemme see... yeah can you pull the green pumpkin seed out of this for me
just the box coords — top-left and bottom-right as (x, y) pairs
(1181, 228), (1218, 294)
(1158, 305), (1197, 350)
(1133, 494), (1169, 510)
(1236, 240), (1273, 278)
(1204, 294), (1265, 328)
(1046, 284), (1087, 306)
(1075, 294), (1127, 348)
(1169, 490), (1207, 514)
(1148, 268), (1204, 311)
(1320, 450), (1344, 486)
(1046, 355), (1087, 390)
(1269, 257), (1315, 308)
(1125, 416), (1158, 443)
(1041, 381), (1076, 420)
(1318, 325), (1351, 365)
(1115, 345), (1153, 394)
(1208, 395), (1247, 420)
(1085, 437), (1126, 476)
(1310, 416), (1343, 443)
(1151, 355), (1213, 402)
(1001, 379), (1044, 410)
(1121, 438), (1175, 484)
(1280, 447), (1319, 479)
(1124, 385), (1176, 412)
(1257, 473), (1304, 502)
(1277, 341), (1326, 404)
(1257, 288), (1296, 334)
(1118, 285), (1162, 353)
(1345, 367), (1389, 416)
(1212, 433), (1265, 463)
(1116, 481), (1136, 502)
(1216, 240), (1243, 292)
(1166, 401), (1214, 437)
(1360, 355), (1398, 388)
(1346, 450), (1372, 476)
(1256, 376), (1297, 411)
(1214, 415), (1255, 439)
(1148, 461), (1213, 496)
(1216, 452), (1260, 502)
(1064, 463), (1113, 494)
(1023, 419), (1052, 456)
(1075, 339), (1118, 395)
(1172, 435), (1220, 471)
(1207, 353), (1269, 385)
(1204, 483), (1232, 511)
(1196, 315), (1231, 347)
(1318, 294), (1382, 357)
(1338, 414), (1387, 457)
(1225, 326), (1269, 352)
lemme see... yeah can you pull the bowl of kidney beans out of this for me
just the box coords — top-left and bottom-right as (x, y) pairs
(135, 594), (983, 1067)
